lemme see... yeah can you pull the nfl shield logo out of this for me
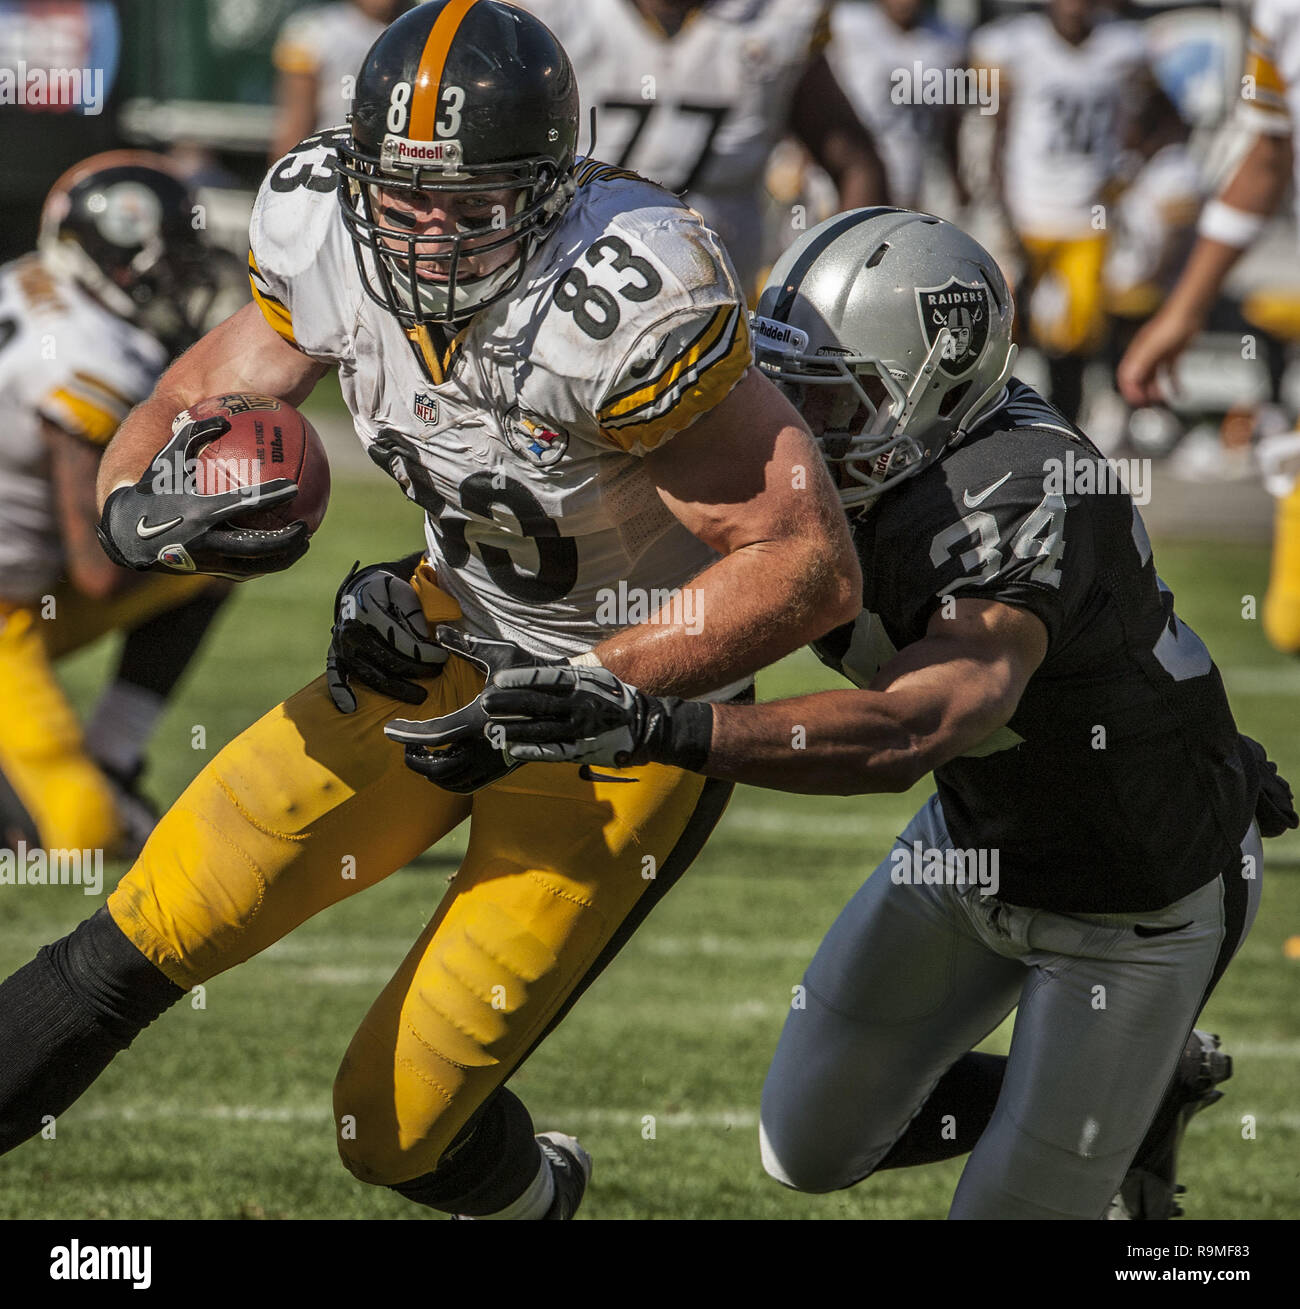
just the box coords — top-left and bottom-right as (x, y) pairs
(414, 392), (439, 426)
(915, 278), (991, 379)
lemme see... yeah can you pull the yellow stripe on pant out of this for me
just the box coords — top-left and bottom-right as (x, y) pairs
(107, 566), (723, 1184)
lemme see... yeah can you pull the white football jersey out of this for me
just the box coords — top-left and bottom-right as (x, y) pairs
(1104, 143), (1202, 300)
(272, 2), (391, 133)
(1239, 0), (1300, 210)
(828, 2), (964, 209)
(0, 255), (165, 602)
(520, 0), (833, 292)
(972, 13), (1150, 238)
(248, 133), (753, 681)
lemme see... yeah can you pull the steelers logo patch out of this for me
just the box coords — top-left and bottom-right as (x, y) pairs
(915, 277), (990, 379)
(504, 409), (569, 467)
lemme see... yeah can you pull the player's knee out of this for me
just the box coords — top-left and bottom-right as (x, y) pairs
(759, 1115), (859, 1195)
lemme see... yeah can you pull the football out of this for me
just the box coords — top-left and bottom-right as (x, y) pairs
(182, 392), (330, 534)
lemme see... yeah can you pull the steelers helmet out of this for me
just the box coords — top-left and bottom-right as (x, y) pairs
(337, 0), (580, 325)
(754, 208), (1017, 511)
(38, 151), (216, 353)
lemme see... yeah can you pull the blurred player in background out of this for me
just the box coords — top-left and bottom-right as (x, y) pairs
(1119, 0), (1300, 658)
(520, 0), (890, 296)
(1098, 82), (1203, 452)
(270, 0), (415, 160)
(828, 0), (970, 214)
(974, 0), (1174, 423)
(0, 153), (231, 856)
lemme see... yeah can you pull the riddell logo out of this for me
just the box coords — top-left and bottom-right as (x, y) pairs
(752, 315), (810, 354)
(381, 134), (463, 170)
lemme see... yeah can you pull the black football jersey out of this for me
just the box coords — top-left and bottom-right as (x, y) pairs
(813, 380), (1255, 913)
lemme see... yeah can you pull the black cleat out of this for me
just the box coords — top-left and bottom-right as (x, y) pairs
(1108, 1029), (1232, 1220)
(537, 1132), (593, 1220)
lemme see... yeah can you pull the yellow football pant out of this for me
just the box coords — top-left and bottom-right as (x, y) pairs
(0, 575), (217, 852)
(107, 565), (725, 1186)
(1019, 233), (1108, 356)
(1265, 477), (1300, 654)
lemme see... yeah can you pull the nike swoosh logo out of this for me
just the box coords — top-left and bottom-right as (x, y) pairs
(1134, 921), (1193, 938)
(578, 765), (638, 784)
(136, 515), (184, 539)
(963, 471), (1013, 508)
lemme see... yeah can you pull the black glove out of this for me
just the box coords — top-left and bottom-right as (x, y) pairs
(1241, 735), (1299, 838)
(97, 413), (308, 579)
(383, 627), (565, 793)
(325, 554), (447, 713)
(479, 664), (713, 771)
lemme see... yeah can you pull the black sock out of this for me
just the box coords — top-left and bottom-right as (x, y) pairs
(874, 1052), (1007, 1171)
(388, 1088), (541, 1215)
(0, 907), (183, 1155)
(116, 587), (229, 699)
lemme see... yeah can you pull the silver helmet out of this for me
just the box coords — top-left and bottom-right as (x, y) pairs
(754, 208), (1016, 511)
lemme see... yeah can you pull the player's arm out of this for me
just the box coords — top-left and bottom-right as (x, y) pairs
(271, 69), (319, 164)
(702, 598), (1045, 793)
(1117, 131), (1292, 405)
(589, 367), (862, 698)
(787, 53), (891, 208)
(44, 419), (137, 600)
(96, 302), (328, 508)
(483, 598), (1046, 790)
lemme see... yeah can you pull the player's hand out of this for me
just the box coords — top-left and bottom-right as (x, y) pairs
(97, 413), (308, 578)
(326, 557), (449, 713)
(479, 665), (713, 772)
(1116, 309), (1199, 408)
(383, 627), (563, 792)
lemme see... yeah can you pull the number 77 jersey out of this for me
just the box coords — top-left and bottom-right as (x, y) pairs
(248, 136), (752, 664)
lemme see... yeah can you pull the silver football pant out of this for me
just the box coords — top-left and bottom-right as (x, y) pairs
(759, 792), (1263, 1219)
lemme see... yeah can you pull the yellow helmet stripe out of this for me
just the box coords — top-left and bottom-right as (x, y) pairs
(409, 0), (480, 142)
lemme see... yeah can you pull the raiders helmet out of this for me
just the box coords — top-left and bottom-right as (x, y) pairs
(337, 0), (580, 325)
(38, 151), (216, 354)
(754, 208), (1017, 511)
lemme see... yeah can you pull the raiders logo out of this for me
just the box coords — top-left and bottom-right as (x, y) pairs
(504, 408), (569, 467)
(915, 278), (990, 379)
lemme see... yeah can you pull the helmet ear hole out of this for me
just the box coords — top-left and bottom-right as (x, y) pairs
(938, 380), (971, 419)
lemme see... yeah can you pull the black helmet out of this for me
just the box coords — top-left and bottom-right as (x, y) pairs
(38, 151), (217, 353)
(336, 0), (580, 326)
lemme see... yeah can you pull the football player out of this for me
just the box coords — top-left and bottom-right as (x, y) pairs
(455, 208), (1296, 1219)
(828, 0), (969, 213)
(973, 0), (1172, 423)
(270, 0), (415, 161)
(0, 1), (859, 1220)
(519, 0), (891, 297)
(1118, 0), (1300, 658)
(0, 153), (231, 857)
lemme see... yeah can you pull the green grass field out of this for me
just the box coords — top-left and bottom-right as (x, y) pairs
(1, 477), (1296, 1220)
